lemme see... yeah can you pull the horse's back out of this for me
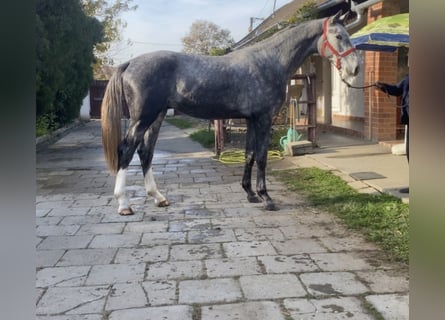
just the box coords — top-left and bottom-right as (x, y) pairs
(123, 51), (180, 83)
(122, 51), (229, 92)
(119, 50), (278, 120)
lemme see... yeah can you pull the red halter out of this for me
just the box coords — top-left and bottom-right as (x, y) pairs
(320, 18), (356, 70)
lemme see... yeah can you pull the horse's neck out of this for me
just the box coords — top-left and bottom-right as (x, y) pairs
(250, 20), (322, 79)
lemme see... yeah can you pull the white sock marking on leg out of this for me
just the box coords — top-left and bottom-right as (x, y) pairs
(144, 167), (167, 205)
(114, 168), (130, 212)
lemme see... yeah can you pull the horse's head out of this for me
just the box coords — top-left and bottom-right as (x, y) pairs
(317, 11), (360, 79)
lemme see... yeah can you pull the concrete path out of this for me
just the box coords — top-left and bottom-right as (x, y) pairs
(272, 131), (409, 203)
(36, 120), (408, 319)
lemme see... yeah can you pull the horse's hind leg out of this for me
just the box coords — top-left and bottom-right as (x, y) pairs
(242, 119), (261, 203)
(114, 114), (163, 215)
(114, 122), (142, 215)
(137, 111), (169, 207)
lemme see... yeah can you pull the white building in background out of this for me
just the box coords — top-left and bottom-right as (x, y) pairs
(80, 92), (91, 121)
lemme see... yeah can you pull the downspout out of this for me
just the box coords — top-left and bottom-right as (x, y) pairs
(318, 0), (347, 12)
(233, 0), (351, 50)
(345, 0), (383, 140)
(345, 0), (383, 30)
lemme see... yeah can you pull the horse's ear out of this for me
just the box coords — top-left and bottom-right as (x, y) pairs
(339, 12), (350, 24)
(329, 10), (343, 24)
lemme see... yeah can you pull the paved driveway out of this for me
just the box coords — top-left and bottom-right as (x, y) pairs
(36, 120), (408, 319)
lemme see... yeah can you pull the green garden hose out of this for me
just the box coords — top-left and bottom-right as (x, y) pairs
(218, 149), (283, 164)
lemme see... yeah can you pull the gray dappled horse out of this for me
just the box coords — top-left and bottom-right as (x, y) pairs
(101, 12), (360, 215)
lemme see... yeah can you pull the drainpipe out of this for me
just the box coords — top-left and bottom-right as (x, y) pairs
(345, 0), (383, 140)
(233, 0), (352, 50)
(345, 0), (383, 30)
(318, 0), (347, 12)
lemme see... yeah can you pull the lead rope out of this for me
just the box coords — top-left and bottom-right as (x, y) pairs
(331, 59), (376, 90)
(341, 75), (394, 104)
(341, 77), (376, 89)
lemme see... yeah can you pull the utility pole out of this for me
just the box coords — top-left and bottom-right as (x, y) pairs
(248, 17), (265, 32)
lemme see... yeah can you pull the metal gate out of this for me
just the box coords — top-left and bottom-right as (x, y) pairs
(89, 80), (130, 119)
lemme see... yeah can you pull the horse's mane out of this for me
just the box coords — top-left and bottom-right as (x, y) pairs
(232, 18), (321, 55)
(270, 18), (323, 37)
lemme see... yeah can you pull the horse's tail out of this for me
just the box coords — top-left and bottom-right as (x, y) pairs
(101, 62), (130, 175)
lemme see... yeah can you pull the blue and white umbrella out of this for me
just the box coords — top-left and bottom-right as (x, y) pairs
(350, 13), (409, 52)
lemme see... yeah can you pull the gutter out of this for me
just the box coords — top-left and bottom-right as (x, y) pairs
(317, 0), (347, 11)
(344, 1), (384, 142)
(346, 0), (383, 30)
(233, 0), (384, 50)
(232, 22), (282, 50)
(233, 0), (347, 50)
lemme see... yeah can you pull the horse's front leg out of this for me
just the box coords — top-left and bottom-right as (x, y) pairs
(255, 156), (277, 211)
(253, 116), (278, 211)
(242, 120), (261, 203)
(242, 151), (261, 203)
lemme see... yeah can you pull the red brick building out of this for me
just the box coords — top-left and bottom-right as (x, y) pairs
(362, 0), (409, 141)
(235, 0), (409, 143)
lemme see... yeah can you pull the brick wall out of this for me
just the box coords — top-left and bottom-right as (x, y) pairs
(363, 0), (401, 141)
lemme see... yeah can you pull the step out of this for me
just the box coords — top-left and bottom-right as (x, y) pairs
(285, 140), (314, 156)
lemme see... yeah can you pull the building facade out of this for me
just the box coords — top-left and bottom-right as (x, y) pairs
(235, 0), (409, 142)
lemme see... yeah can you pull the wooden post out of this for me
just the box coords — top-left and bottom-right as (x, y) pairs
(214, 119), (225, 155)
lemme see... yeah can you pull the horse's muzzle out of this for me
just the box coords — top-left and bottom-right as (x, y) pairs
(352, 65), (359, 77)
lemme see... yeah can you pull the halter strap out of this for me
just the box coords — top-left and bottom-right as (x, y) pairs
(320, 18), (356, 70)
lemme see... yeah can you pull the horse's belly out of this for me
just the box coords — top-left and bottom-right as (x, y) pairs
(175, 102), (246, 120)
(171, 77), (250, 119)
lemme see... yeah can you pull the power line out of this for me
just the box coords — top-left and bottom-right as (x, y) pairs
(131, 40), (182, 47)
(257, 0), (271, 17)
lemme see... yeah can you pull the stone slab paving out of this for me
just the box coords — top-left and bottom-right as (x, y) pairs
(36, 121), (409, 319)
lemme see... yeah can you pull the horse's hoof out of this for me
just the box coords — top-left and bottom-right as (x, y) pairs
(119, 208), (134, 216)
(157, 199), (170, 207)
(247, 195), (261, 203)
(264, 202), (279, 211)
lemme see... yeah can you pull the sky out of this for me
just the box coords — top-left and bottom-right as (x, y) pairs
(110, 0), (293, 64)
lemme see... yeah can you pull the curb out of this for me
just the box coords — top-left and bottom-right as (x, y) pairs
(36, 119), (85, 151)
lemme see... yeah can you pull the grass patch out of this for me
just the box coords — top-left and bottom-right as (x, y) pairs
(166, 115), (214, 149)
(362, 300), (385, 320)
(188, 126), (286, 153)
(164, 117), (195, 129)
(167, 116), (287, 152)
(190, 128), (215, 149)
(273, 167), (409, 263)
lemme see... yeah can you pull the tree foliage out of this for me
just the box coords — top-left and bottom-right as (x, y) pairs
(287, 0), (318, 24)
(182, 20), (234, 55)
(36, 0), (103, 134)
(248, 0), (318, 46)
(81, 0), (137, 70)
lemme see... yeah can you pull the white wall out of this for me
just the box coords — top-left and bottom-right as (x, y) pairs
(80, 92), (90, 121)
(330, 52), (365, 118)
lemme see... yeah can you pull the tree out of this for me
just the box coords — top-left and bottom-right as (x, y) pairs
(287, 0), (318, 24)
(248, 0), (318, 46)
(182, 20), (234, 55)
(36, 0), (103, 134)
(81, 0), (137, 72)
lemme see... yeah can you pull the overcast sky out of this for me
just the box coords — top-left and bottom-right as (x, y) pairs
(110, 0), (293, 64)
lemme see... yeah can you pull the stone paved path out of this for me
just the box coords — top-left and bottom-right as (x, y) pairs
(36, 120), (408, 319)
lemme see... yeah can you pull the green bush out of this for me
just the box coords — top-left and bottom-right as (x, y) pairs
(36, 0), (103, 131)
(36, 112), (59, 137)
